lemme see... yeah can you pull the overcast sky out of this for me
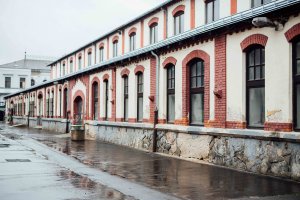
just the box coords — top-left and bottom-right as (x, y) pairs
(0, 0), (163, 64)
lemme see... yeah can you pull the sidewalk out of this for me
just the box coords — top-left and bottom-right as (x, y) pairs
(0, 128), (179, 200)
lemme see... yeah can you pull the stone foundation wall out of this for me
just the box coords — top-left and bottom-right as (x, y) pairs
(85, 122), (300, 181)
(11, 116), (69, 133)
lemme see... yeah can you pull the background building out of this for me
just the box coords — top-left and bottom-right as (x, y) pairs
(0, 55), (53, 120)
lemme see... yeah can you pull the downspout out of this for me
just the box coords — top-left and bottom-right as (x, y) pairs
(151, 51), (160, 152)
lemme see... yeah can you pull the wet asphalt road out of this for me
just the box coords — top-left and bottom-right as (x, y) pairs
(1, 123), (300, 200)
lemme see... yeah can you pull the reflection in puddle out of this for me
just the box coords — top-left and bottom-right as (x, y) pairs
(2, 124), (300, 200)
(58, 170), (136, 200)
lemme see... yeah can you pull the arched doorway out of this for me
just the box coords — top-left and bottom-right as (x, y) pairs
(73, 96), (83, 125)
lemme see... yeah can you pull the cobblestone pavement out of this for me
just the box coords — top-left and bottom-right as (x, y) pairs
(1, 123), (300, 200)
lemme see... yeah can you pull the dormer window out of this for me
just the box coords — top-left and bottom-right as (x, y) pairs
(129, 32), (136, 51)
(206, 0), (220, 23)
(174, 11), (184, 35)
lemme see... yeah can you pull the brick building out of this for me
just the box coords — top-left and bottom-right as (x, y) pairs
(4, 0), (300, 180)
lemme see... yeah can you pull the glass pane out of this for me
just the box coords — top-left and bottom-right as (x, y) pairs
(261, 65), (265, 79)
(261, 48), (265, 64)
(124, 98), (128, 121)
(197, 77), (202, 87)
(138, 97), (143, 121)
(206, 2), (213, 23)
(249, 87), (265, 126)
(191, 77), (197, 88)
(253, 0), (261, 7)
(196, 62), (201, 76)
(255, 48), (261, 65)
(171, 79), (175, 89)
(297, 60), (300, 75)
(249, 67), (254, 80)
(264, 0), (271, 4)
(214, 0), (220, 21)
(180, 14), (184, 33)
(191, 63), (196, 76)
(296, 42), (300, 58)
(94, 104), (98, 120)
(249, 50), (255, 66)
(190, 93), (204, 124)
(255, 67), (261, 80)
(168, 94), (175, 122)
(296, 84), (300, 128)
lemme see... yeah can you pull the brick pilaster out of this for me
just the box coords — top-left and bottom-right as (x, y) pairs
(149, 57), (156, 123)
(213, 34), (227, 128)
(111, 68), (116, 121)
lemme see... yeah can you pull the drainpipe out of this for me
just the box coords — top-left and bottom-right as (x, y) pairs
(151, 51), (160, 152)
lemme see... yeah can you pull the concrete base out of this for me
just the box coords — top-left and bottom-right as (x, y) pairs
(71, 125), (85, 141)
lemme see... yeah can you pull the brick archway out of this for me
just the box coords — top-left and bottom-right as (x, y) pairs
(72, 90), (85, 120)
(148, 17), (159, 27)
(181, 50), (210, 125)
(162, 56), (177, 68)
(120, 68), (130, 77)
(134, 65), (144, 74)
(240, 34), (268, 51)
(128, 27), (137, 36)
(172, 5), (185, 16)
(102, 73), (109, 81)
(285, 23), (300, 42)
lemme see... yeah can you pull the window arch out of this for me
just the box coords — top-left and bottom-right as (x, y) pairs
(167, 64), (175, 123)
(246, 45), (265, 128)
(293, 36), (300, 130)
(136, 72), (143, 122)
(92, 82), (99, 120)
(189, 59), (204, 125)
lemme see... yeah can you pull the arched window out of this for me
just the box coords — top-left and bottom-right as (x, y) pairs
(123, 76), (129, 121)
(62, 63), (66, 76)
(189, 59), (204, 125)
(88, 52), (92, 66)
(246, 45), (265, 128)
(47, 92), (50, 117)
(149, 23), (158, 44)
(92, 82), (99, 120)
(50, 91), (54, 117)
(174, 11), (184, 35)
(104, 80), (109, 120)
(129, 32), (136, 51)
(63, 88), (68, 118)
(78, 56), (82, 70)
(38, 94), (43, 117)
(167, 64), (175, 123)
(58, 89), (61, 117)
(70, 60), (73, 73)
(293, 37), (300, 130)
(99, 47), (104, 62)
(137, 72), (143, 122)
(113, 41), (118, 57)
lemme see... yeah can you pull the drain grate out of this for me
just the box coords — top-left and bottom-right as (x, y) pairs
(0, 144), (10, 148)
(5, 159), (31, 162)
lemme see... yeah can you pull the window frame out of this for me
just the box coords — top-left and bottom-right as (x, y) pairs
(123, 76), (129, 121)
(189, 59), (205, 126)
(92, 82), (99, 120)
(88, 52), (92, 66)
(20, 77), (26, 89)
(99, 47), (104, 62)
(129, 32), (136, 51)
(104, 80), (109, 121)
(113, 41), (118, 57)
(251, 0), (271, 8)
(293, 36), (300, 131)
(70, 60), (73, 73)
(205, 0), (220, 24)
(150, 23), (158, 44)
(136, 72), (143, 122)
(174, 11), (184, 35)
(5, 77), (11, 88)
(245, 45), (265, 129)
(167, 64), (175, 123)
(78, 56), (82, 70)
